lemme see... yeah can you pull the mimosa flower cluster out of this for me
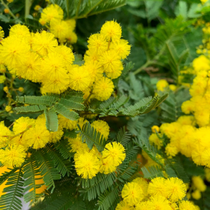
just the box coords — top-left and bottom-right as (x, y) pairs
(39, 4), (77, 44)
(68, 120), (126, 179)
(149, 53), (210, 168)
(0, 19), (130, 101)
(116, 177), (199, 210)
(0, 111), (126, 178)
(148, 23), (210, 167)
(0, 114), (66, 168)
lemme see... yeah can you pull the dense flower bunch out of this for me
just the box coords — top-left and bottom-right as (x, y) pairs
(149, 46), (210, 168)
(0, 12), (130, 185)
(0, 114), (126, 178)
(39, 4), (77, 44)
(69, 119), (126, 179)
(0, 114), (64, 168)
(0, 19), (130, 101)
(116, 177), (199, 210)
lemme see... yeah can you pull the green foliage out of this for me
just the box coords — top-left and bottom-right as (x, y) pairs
(34, 150), (61, 193)
(46, 146), (72, 177)
(0, 169), (24, 210)
(160, 88), (191, 123)
(141, 166), (164, 179)
(97, 187), (120, 210)
(80, 173), (116, 201)
(54, 138), (73, 159)
(194, 187), (210, 210)
(51, 0), (126, 19)
(14, 92), (85, 131)
(44, 108), (58, 132)
(23, 159), (39, 204)
(127, 0), (163, 21)
(78, 122), (106, 151)
(91, 92), (167, 117)
(1, 1), (209, 209)
(116, 127), (131, 146)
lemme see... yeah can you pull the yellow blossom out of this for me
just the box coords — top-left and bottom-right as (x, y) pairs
(74, 150), (101, 179)
(121, 182), (144, 206)
(100, 20), (122, 41)
(92, 77), (114, 101)
(91, 120), (110, 140)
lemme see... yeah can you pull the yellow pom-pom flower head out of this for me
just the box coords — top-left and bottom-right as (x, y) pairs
(40, 51), (70, 94)
(92, 77), (114, 101)
(192, 190), (201, 200)
(147, 195), (173, 210)
(151, 125), (160, 133)
(31, 31), (58, 56)
(68, 135), (89, 153)
(100, 20), (122, 41)
(74, 150), (101, 179)
(50, 19), (76, 43)
(0, 144), (26, 168)
(99, 49), (123, 79)
(110, 39), (131, 59)
(156, 79), (169, 91)
(121, 182), (144, 206)
(83, 61), (103, 83)
(0, 121), (13, 148)
(165, 177), (187, 202)
(148, 177), (168, 197)
(55, 45), (74, 67)
(22, 123), (50, 149)
(91, 120), (110, 140)
(39, 4), (63, 25)
(13, 117), (35, 135)
(9, 24), (30, 41)
(179, 201), (198, 210)
(0, 36), (30, 70)
(87, 33), (108, 54)
(132, 177), (148, 195)
(102, 142), (126, 167)
(115, 200), (134, 210)
(15, 51), (43, 82)
(69, 65), (91, 92)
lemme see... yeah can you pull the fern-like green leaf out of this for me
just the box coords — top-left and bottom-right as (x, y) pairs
(46, 146), (72, 177)
(123, 97), (152, 116)
(23, 158), (43, 204)
(0, 169), (24, 210)
(160, 88), (190, 123)
(141, 166), (164, 179)
(116, 127), (131, 146)
(169, 157), (190, 183)
(0, 168), (17, 186)
(35, 150), (61, 193)
(55, 139), (73, 159)
(98, 187), (120, 210)
(52, 0), (126, 19)
(135, 136), (164, 166)
(81, 173), (116, 201)
(78, 122), (106, 152)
